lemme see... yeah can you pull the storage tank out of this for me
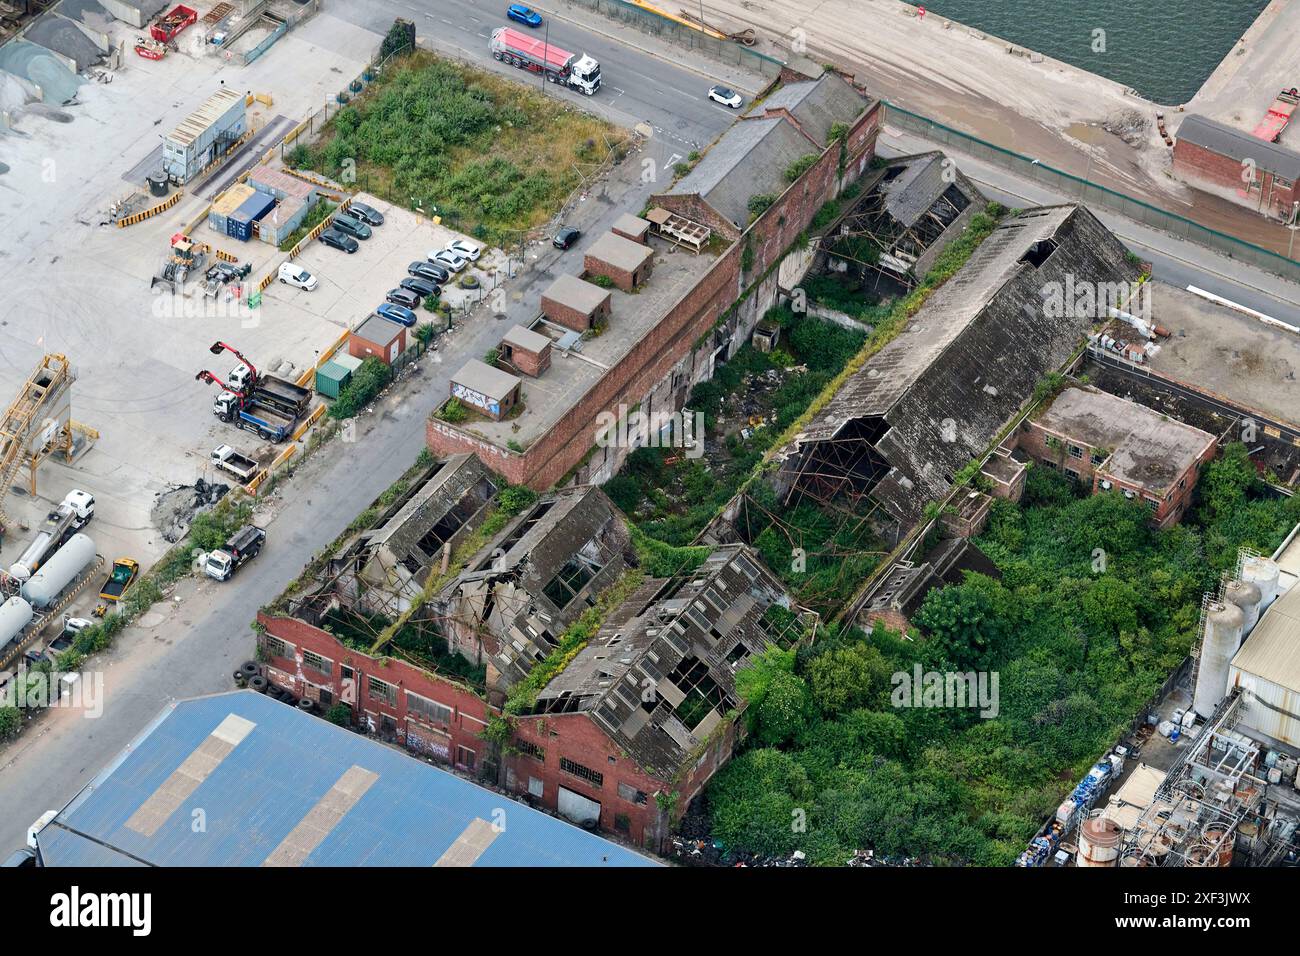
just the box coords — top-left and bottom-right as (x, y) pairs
(1240, 556), (1280, 613)
(1223, 579), (1262, 638)
(21, 534), (95, 610)
(1193, 601), (1245, 717)
(1078, 816), (1122, 867)
(1203, 824), (1234, 867)
(0, 596), (34, 647)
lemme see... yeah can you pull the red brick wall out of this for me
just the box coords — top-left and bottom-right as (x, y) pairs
(257, 612), (492, 771)
(425, 102), (880, 492)
(505, 712), (736, 851)
(540, 291), (610, 332)
(504, 342), (549, 377)
(1173, 138), (1299, 220)
(584, 253), (652, 292)
(348, 327), (405, 365)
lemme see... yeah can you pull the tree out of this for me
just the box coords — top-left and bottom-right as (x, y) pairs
(912, 572), (1012, 670)
(753, 670), (813, 746)
(804, 641), (891, 715)
(1199, 442), (1256, 521)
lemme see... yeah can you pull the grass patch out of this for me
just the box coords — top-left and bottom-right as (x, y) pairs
(299, 50), (626, 245)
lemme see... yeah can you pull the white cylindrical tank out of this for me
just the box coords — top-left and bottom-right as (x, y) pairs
(20, 533), (95, 610)
(1240, 556), (1280, 613)
(1078, 816), (1122, 867)
(0, 595), (34, 647)
(1223, 579), (1262, 639)
(1193, 601), (1245, 717)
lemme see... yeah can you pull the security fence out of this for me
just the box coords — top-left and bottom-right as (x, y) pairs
(884, 101), (1300, 284)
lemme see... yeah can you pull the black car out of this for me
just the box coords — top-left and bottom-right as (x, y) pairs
(553, 226), (582, 250)
(349, 201), (385, 227)
(332, 213), (372, 240)
(407, 260), (450, 283)
(400, 276), (441, 299)
(386, 288), (421, 309)
(320, 229), (359, 253)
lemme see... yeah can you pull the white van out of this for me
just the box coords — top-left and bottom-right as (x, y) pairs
(278, 262), (318, 291)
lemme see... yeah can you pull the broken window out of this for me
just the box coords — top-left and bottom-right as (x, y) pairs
(368, 675), (397, 705)
(407, 691), (453, 725)
(302, 650), (332, 675)
(514, 738), (545, 761)
(542, 553), (602, 610)
(1019, 238), (1058, 268)
(618, 782), (649, 806)
(559, 756), (604, 787)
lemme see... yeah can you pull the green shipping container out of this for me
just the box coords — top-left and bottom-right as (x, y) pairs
(315, 361), (352, 399)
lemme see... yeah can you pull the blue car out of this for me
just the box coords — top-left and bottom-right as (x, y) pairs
(507, 4), (543, 27)
(376, 303), (417, 327)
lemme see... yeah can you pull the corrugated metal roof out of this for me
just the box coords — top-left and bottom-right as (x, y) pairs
(212, 182), (256, 216)
(1177, 114), (1300, 181)
(168, 87), (245, 149)
(1231, 584), (1300, 691)
(38, 691), (656, 867)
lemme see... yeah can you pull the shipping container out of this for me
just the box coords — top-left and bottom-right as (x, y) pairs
(314, 361), (352, 399)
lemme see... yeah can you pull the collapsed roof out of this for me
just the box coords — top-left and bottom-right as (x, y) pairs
(777, 204), (1142, 526)
(525, 545), (808, 780)
(436, 486), (634, 686)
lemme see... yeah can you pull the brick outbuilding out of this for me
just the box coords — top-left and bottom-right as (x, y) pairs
(585, 231), (654, 291)
(450, 359), (522, 420)
(349, 314), (406, 365)
(611, 212), (651, 244)
(499, 324), (552, 377)
(1173, 114), (1300, 221)
(540, 273), (613, 332)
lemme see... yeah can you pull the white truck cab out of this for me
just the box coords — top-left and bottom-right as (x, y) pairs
(204, 550), (234, 581)
(227, 364), (254, 392)
(63, 489), (95, 524)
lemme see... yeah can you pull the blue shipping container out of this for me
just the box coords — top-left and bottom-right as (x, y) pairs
(228, 193), (277, 242)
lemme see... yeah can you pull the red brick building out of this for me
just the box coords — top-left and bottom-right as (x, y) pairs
(426, 71), (880, 491)
(585, 231), (654, 291)
(502, 545), (811, 851)
(1173, 114), (1300, 221)
(256, 613), (493, 772)
(539, 273), (612, 333)
(499, 324), (552, 377)
(1016, 386), (1217, 528)
(348, 314), (407, 366)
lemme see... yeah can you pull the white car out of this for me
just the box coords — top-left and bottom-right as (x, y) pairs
(429, 249), (468, 273)
(445, 238), (481, 262)
(708, 85), (743, 109)
(278, 262), (318, 291)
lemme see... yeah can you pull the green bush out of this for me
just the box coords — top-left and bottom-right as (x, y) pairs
(784, 154), (819, 182)
(438, 397), (469, 423)
(329, 356), (392, 419)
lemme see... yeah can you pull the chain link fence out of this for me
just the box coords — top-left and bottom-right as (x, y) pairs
(883, 101), (1300, 284)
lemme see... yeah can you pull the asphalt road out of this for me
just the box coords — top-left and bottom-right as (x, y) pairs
(334, 0), (751, 151)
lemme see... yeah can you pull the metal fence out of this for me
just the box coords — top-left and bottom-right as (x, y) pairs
(883, 101), (1300, 284)
(559, 0), (784, 77)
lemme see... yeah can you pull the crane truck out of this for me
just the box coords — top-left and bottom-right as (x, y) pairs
(209, 341), (312, 420)
(196, 371), (293, 442)
(489, 27), (600, 95)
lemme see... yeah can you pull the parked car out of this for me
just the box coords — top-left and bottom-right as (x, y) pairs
(553, 226), (582, 250)
(401, 276), (441, 299)
(408, 260), (451, 283)
(332, 213), (372, 240)
(507, 3), (543, 27)
(320, 229), (359, 253)
(708, 85), (743, 108)
(348, 201), (385, 227)
(376, 303), (418, 327)
(386, 288), (421, 309)
(277, 262), (318, 290)
(429, 249), (468, 273)
(445, 238), (481, 262)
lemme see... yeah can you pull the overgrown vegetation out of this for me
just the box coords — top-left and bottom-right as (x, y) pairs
(298, 51), (625, 244)
(328, 356), (392, 420)
(706, 448), (1300, 865)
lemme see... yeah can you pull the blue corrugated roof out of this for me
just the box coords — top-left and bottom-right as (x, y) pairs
(38, 691), (657, 867)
